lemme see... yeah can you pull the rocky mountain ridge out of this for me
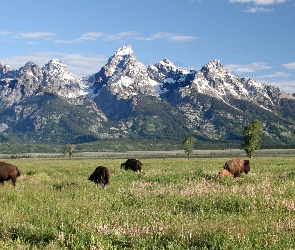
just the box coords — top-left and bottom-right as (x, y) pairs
(1, 45), (295, 148)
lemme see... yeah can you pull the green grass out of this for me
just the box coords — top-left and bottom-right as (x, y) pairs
(1, 157), (295, 249)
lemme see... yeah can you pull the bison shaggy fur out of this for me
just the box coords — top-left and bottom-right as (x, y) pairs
(120, 158), (143, 172)
(88, 166), (110, 187)
(0, 161), (21, 186)
(224, 158), (250, 178)
(217, 169), (233, 178)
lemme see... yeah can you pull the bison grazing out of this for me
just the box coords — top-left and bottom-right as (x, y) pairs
(88, 166), (110, 187)
(120, 158), (143, 172)
(224, 158), (250, 178)
(0, 161), (21, 186)
(217, 169), (233, 178)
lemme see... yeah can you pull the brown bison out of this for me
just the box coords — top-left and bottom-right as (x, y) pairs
(120, 158), (143, 172)
(224, 158), (250, 178)
(217, 169), (233, 178)
(88, 166), (110, 187)
(0, 161), (21, 186)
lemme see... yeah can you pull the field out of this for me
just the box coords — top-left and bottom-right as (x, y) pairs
(1, 156), (295, 249)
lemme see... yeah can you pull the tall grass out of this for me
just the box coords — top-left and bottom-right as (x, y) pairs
(0, 157), (295, 249)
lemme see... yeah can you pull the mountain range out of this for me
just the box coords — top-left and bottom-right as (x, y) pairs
(1, 45), (295, 150)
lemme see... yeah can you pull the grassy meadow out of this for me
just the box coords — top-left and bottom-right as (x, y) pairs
(1, 156), (295, 249)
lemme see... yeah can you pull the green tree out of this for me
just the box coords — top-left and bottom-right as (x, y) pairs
(63, 145), (73, 159)
(182, 136), (197, 159)
(242, 120), (263, 158)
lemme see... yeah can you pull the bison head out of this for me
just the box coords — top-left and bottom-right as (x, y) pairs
(244, 160), (250, 174)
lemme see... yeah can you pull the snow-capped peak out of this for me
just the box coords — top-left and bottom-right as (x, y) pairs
(0, 62), (10, 68)
(160, 58), (176, 67)
(115, 45), (133, 56)
(43, 58), (77, 80)
(0, 63), (12, 75)
(45, 58), (69, 71)
(49, 58), (65, 65)
(202, 59), (229, 77)
(205, 59), (224, 71)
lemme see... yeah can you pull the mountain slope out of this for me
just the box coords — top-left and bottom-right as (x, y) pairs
(0, 94), (112, 143)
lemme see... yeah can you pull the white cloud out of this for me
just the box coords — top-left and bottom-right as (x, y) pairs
(136, 36), (154, 41)
(243, 6), (274, 12)
(225, 62), (272, 74)
(1, 29), (197, 44)
(63, 31), (198, 43)
(282, 62), (295, 70)
(150, 32), (198, 42)
(0, 30), (11, 37)
(0, 31), (57, 44)
(14, 32), (57, 39)
(257, 71), (292, 78)
(53, 39), (74, 44)
(0, 52), (107, 77)
(26, 41), (39, 45)
(101, 31), (197, 42)
(61, 31), (140, 42)
(77, 32), (105, 41)
(105, 31), (138, 41)
(60, 53), (108, 76)
(229, 0), (287, 13)
(229, 0), (287, 5)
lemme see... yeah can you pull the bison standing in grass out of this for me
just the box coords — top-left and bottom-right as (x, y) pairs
(224, 158), (250, 178)
(121, 158), (143, 172)
(88, 166), (110, 188)
(0, 161), (21, 186)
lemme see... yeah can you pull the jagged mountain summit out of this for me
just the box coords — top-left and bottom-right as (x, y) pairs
(84, 45), (158, 100)
(147, 58), (189, 95)
(150, 58), (291, 111)
(1, 44), (295, 148)
(42, 59), (83, 98)
(0, 59), (83, 108)
(185, 59), (284, 110)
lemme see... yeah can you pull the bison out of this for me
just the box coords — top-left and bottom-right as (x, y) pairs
(224, 158), (250, 178)
(88, 166), (110, 187)
(120, 158), (143, 172)
(217, 169), (233, 178)
(0, 161), (21, 186)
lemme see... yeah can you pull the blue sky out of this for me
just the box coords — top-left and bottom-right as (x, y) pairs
(0, 0), (294, 92)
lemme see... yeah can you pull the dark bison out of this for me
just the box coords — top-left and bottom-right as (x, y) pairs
(0, 161), (21, 186)
(88, 166), (110, 187)
(224, 158), (250, 178)
(217, 169), (233, 178)
(121, 158), (143, 172)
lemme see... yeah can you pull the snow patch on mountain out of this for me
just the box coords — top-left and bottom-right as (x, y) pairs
(43, 58), (77, 80)
(115, 45), (133, 56)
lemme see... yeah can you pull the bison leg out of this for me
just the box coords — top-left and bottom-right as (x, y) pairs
(234, 173), (241, 178)
(11, 177), (17, 186)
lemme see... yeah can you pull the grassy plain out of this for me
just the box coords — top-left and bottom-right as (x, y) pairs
(1, 156), (295, 249)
